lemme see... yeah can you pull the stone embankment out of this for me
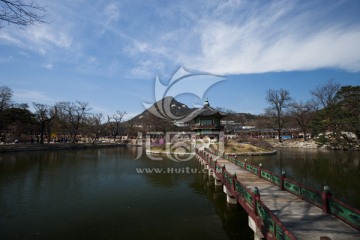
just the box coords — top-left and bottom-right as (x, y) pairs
(267, 139), (321, 149)
(0, 143), (127, 153)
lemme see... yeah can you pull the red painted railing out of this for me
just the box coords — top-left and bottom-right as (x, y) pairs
(196, 149), (298, 239)
(202, 148), (360, 231)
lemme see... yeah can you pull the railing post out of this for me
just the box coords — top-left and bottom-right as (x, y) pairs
(281, 170), (286, 190)
(232, 173), (237, 192)
(322, 185), (332, 213)
(244, 159), (247, 171)
(222, 164), (226, 180)
(253, 187), (260, 216)
(258, 163), (262, 178)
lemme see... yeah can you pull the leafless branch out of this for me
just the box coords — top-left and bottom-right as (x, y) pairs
(0, 0), (46, 27)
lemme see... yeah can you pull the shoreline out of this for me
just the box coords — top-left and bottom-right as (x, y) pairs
(0, 143), (127, 153)
(146, 149), (195, 155)
(146, 149), (276, 156)
(267, 139), (360, 151)
(226, 149), (277, 156)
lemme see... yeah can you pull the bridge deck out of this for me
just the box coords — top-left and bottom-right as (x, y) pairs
(214, 158), (360, 240)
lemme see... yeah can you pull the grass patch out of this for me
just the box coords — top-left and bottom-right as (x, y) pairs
(210, 139), (273, 153)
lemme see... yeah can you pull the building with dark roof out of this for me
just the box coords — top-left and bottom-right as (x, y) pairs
(186, 98), (227, 137)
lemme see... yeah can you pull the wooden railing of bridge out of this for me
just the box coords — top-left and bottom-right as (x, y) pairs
(196, 148), (360, 239)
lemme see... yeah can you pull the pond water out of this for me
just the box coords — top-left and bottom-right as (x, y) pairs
(246, 148), (360, 209)
(1, 146), (359, 239)
(0, 147), (252, 240)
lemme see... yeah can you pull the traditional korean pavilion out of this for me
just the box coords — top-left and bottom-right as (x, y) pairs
(187, 98), (227, 137)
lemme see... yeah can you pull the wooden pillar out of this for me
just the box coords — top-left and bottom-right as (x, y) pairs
(258, 163), (262, 178)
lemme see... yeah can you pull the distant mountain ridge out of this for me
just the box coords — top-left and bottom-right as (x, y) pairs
(129, 96), (194, 123)
(128, 96), (262, 128)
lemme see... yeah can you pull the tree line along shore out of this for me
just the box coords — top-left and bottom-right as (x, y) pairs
(1, 81), (359, 151)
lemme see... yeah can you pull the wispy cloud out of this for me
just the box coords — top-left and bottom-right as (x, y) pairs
(0, 31), (24, 46)
(119, 0), (360, 75)
(44, 63), (53, 70)
(1, 22), (73, 55)
(0, 56), (13, 63)
(28, 25), (72, 52)
(13, 89), (56, 104)
(103, 3), (121, 26)
(174, 1), (360, 74)
(1, 0), (359, 80)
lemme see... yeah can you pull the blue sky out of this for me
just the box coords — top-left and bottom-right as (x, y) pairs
(0, 0), (359, 119)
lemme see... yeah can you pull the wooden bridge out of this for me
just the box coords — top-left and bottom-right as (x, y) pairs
(195, 148), (360, 240)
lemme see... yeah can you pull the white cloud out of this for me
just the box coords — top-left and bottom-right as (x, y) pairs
(183, 23), (360, 74)
(1, 0), (359, 80)
(119, 0), (360, 78)
(0, 32), (24, 46)
(13, 89), (55, 104)
(173, 2), (360, 74)
(27, 25), (72, 51)
(130, 60), (162, 79)
(44, 63), (53, 70)
(104, 3), (121, 26)
(1, 23), (73, 57)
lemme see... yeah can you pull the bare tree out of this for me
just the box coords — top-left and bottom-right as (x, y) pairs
(12, 102), (29, 109)
(0, 0), (46, 27)
(107, 111), (126, 141)
(310, 80), (341, 139)
(288, 100), (316, 141)
(215, 107), (236, 114)
(33, 102), (56, 144)
(85, 113), (104, 143)
(311, 80), (340, 109)
(0, 86), (13, 138)
(0, 85), (12, 113)
(265, 88), (292, 142)
(56, 101), (90, 143)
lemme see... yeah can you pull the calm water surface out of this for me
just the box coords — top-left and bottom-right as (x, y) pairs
(0, 147), (252, 240)
(1, 147), (359, 239)
(246, 148), (360, 208)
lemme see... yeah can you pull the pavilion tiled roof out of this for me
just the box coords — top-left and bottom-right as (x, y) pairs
(181, 99), (227, 122)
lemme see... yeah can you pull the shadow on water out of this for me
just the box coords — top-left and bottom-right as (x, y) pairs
(189, 164), (253, 240)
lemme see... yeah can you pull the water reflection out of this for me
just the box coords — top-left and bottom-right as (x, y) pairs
(190, 167), (253, 239)
(0, 148), (251, 240)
